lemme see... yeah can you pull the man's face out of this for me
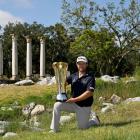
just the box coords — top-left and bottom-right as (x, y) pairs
(76, 61), (88, 72)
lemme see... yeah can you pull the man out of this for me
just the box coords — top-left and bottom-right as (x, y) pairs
(50, 56), (100, 133)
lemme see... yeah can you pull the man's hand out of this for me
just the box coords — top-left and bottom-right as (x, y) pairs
(66, 91), (93, 103)
(66, 98), (77, 103)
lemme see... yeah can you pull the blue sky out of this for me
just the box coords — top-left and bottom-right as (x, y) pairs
(0, 0), (129, 28)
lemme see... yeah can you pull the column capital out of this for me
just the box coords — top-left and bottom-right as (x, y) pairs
(11, 34), (17, 41)
(25, 36), (32, 43)
(40, 37), (46, 44)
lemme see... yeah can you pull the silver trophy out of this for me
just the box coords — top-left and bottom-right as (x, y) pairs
(52, 62), (68, 102)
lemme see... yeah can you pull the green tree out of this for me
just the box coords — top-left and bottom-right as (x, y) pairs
(98, 0), (140, 71)
(69, 29), (117, 75)
(44, 23), (71, 74)
(61, 0), (97, 34)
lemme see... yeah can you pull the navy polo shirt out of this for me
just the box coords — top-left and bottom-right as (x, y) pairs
(66, 72), (95, 107)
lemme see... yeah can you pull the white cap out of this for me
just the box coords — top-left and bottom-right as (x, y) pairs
(76, 56), (88, 63)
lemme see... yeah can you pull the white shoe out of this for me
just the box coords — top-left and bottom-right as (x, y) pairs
(89, 111), (100, 126)
(89, 115), (100, 126)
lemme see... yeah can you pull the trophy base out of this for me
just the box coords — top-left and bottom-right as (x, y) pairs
(56, 93), (68, 102)
(56, 99), (67, 102)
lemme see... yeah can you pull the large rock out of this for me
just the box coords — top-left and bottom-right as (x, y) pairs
(101, 75), (119, 83)
(124, 97), (140, 103)
(36, 77), (52, 85)
(15, 80), (34, 86)
(30, 105), (45, 116)
(110, 94), (122, 104)
(22, 102), (36, 117)
(3, 132), (17, 138)
(47, 76), (56, 85)
(101, 103), (114, 113)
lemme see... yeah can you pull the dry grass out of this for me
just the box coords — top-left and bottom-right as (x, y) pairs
(0, 85), (56, 105)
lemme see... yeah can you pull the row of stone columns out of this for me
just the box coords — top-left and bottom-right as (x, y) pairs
(0, 35), (46, 80)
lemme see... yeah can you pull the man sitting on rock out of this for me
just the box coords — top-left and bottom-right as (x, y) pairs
(49, 56), (100, 133)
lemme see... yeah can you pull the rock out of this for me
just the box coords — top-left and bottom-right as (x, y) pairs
(0, 84), (9, 87)
(101, 75), (119, 83)
(36, 76), (56, 85)
(0, 107), (13, 111)
(110, 94), (122, 104)
(101, 103), (114, 113)
(29, 115), (41, 127)
(22, 102), (36, 117)
(33, 121), (41, 127)
(3, 132), (17, 138)
(0, 127), (5, 136)
(124, 97), (140, 103)
(0, 121), (10, 126)
(29, 127), (44, 132)
(30, 105), (45, 116)
(60, 113), (74, 125)
(125, 77), (138, 84)
(15, 79), (34, 86)
(36, 77), (52, 85)
(47, 76), (56, 85)
(98, 96), (106, 103)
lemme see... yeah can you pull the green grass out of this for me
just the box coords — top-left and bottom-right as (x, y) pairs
(1, 102), (140, 140)
(0, 79), (140, 140)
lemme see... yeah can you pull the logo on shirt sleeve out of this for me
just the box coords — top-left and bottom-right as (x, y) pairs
(89, 87), (94, 90)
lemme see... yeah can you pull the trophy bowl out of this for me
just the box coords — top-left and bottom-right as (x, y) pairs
(52, 62), (68, 102)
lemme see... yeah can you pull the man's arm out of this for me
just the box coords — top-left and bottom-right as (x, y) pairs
(66, 90), (93, 103)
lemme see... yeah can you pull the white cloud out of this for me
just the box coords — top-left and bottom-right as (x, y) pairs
(0, 0), (32, 8)
(0, 10), (24, 27)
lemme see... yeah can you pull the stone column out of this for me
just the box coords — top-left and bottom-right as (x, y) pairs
(11, 34), (18, 80)
(40, 38), (46, 79)
(26, 36), (32, 79)
(0, 39), (3, 79)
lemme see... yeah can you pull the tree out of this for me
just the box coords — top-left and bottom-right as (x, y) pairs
(98, 0), (140, 71)
(69, 29), (117, 75)
(44, 23), (71, 74)
(61, 0), (140, 75)
(61, 0), (97, 35)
